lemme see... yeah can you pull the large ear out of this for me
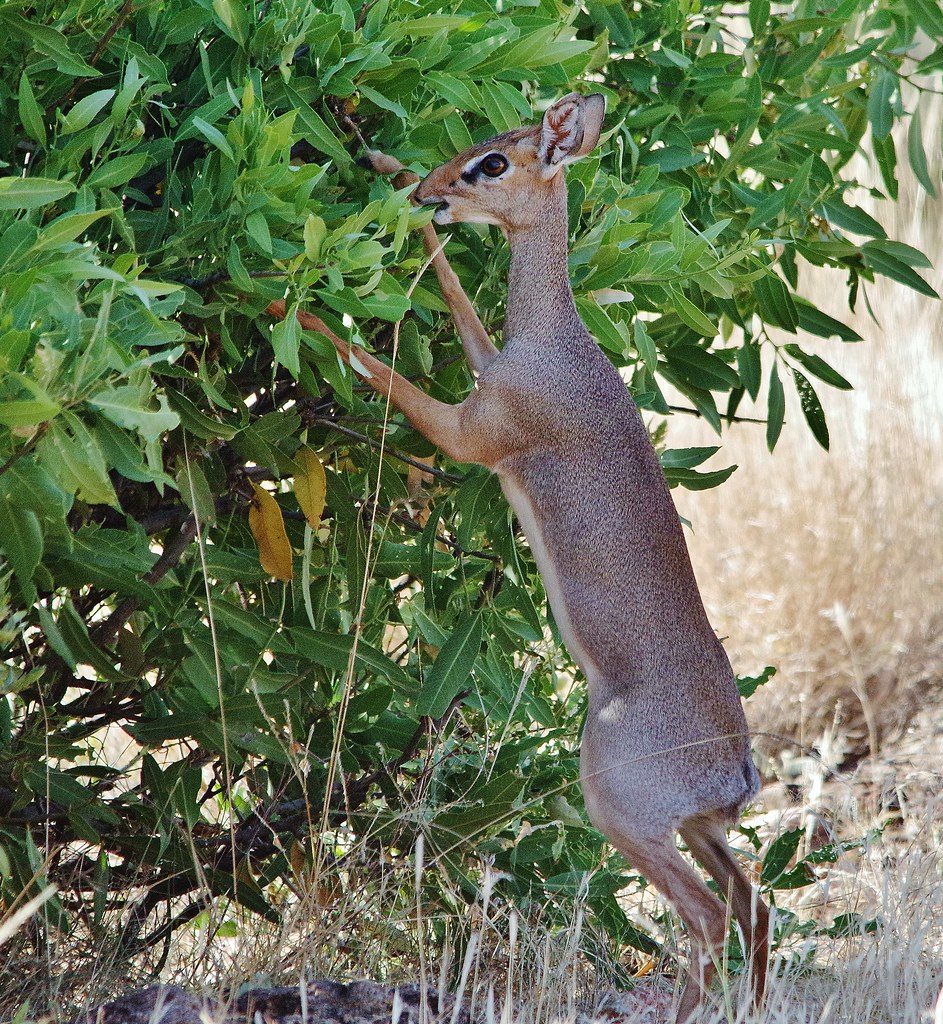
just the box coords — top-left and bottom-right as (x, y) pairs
(538, 93), (606, 171)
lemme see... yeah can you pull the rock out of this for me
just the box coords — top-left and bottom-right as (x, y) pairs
(70, 980), (471, 1024)
(69, 986), (204, 1024)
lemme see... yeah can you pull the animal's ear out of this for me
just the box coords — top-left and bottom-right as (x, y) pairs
(538, 93), (605, 173)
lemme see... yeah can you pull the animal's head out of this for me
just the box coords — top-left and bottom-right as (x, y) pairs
(415, 92), (605, 231)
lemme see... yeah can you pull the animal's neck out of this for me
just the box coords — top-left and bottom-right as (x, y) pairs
(504, 177), (582, 341)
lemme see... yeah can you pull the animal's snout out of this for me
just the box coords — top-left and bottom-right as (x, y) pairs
(414, 179), (451, 222)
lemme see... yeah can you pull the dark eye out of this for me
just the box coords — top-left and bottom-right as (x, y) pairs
(479, 153), (509, 177)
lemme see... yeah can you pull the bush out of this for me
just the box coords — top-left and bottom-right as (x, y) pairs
(0, 0), (938, 1004)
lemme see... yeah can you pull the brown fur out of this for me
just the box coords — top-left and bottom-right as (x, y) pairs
(272, 93), (769, 1021)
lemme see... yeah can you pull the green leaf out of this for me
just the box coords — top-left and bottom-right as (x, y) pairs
(754, 272), (798, 333)
(176, 459), (215, 525)
(794, 301), (862, 342)
(191, 116), (235, 161)
(737, 665), (776, 699)
(820, 198), (887, 239)
(18, 74), (46, 147)
(867, 70), (896, 141)
(165, 389), (239, 441)
(663, 465), (737, 491)
(213, 0), (249, 44)
(761, 827), (804, 886)
(671, 293), (718, 337)
(659, 447), (720, 469)
(4, 458), (72, 522)
(737, 341), (762, 400)
(577, 301), (629, 356)
(203, 598), (292, 655)
(791, 369), (829, 450)
(54, 599), (125, 680)
(88, 386), (180, 442)
(425, 72), (483, 113)
(227, 242), (253, 292)
(908, 0), (943, 37)
(384, 14), (474, 39)
(905, 104), (933, 198)
(416, 613), (482, 719)
(666, 345), (739, 390)
(36, 603), (77, 669)
(270, 308), (301, 377)
(85, 153), (149, 191)
(749, 0), (770, 38)
(358, 84), (407, 120)
(633, 319), (657, 372)
(289, 96), (352, 167)
(430, 772), (523, 845)
(39, 419), (119, 507)
(291, 628), (412, 690)
(0, 177), (76, 211)
(865, 238), (932, 269)
(872, 133), (898, 200)
(61, 89), (116, 134)
(783, 345), (852, 390)
(0, 492), (41, 602)
(0, 374), (60, 426)
(481, 80), (522, 132)
(450, 471), (486, 553)
(34, 210), (112, 251)
(862, 243), (939, 298)
(766, 362), (785, 452)
(303, 214), (327, 262)
(473, 26), (594, 78)
(2, 15), (100, 77)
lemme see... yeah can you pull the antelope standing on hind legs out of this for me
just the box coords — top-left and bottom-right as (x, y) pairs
(269, 93), (769, 1021)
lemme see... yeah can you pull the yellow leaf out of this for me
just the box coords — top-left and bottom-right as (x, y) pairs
(633, 955), (656, 978)
(248, 482), (293, 581)
(294, 446), (327, 528)
(289, 839), (307, 879)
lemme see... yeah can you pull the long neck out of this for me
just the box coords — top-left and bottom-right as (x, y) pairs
(504, 176), (582, 340)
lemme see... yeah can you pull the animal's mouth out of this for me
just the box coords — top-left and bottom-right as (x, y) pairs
(420, 196), (452, 224)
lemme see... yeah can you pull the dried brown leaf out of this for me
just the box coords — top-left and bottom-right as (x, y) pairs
(294, 446), (327, 528)
(248, 482), (293, 581)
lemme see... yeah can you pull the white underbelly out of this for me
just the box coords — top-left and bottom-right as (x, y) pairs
(498, 474), (602, 683)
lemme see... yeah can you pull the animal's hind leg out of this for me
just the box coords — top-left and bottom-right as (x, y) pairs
(680, 816), (770, 1008)
(366, 150), (499, 374)
(602, 832), (731, 1023)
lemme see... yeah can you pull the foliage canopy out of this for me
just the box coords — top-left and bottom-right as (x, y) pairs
(0, 0), (938, 1000)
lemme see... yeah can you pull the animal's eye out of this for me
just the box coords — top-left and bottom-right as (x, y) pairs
(479, 153), (509, 177)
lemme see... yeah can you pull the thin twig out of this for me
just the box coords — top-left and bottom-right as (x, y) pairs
(58, 0), (136, 108)
(0, 423), (48, 477)
(92, 514), (198, 647)
(311, 416), (465, 484)
(667, 403), (767, 425)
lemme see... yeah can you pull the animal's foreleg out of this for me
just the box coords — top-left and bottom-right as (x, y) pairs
(367, 150), (499, 375)
(266, 301), (487, 465)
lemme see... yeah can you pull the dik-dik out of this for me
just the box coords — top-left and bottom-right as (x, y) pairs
(269, 93), (769, 1021)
